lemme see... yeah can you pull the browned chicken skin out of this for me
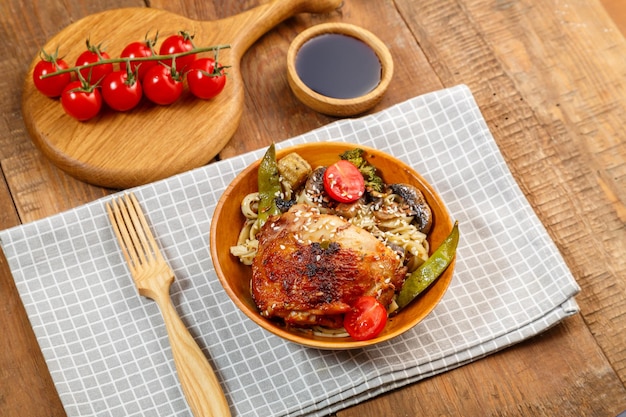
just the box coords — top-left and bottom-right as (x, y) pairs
(252, 204), (407, 328)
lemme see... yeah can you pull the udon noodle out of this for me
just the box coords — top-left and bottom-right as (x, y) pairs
(230, 178), (430, 271)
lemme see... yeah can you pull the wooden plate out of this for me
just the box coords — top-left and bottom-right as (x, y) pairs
(21, 0), (342, 189)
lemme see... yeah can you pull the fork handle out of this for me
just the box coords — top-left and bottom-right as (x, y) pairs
(153, 291), (232, 417)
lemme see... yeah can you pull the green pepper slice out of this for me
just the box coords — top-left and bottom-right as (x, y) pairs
(256, 143), (282, 228)
(396, 221), (459, 309)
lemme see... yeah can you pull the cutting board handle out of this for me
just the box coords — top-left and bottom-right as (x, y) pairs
(229, 0), (343, 54)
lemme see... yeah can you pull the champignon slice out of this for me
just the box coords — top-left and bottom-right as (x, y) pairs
(389, 183), (433, 234)
(303, 166), (329, 208)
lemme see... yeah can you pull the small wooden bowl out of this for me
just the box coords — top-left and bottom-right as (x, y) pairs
(210, 142), (454, 349)
(286, 23), (393, 117)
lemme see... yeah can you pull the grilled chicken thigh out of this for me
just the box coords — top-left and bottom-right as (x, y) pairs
(252, 204), (407, 328)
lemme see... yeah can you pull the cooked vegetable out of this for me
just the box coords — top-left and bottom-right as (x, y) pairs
(256, 144), (282, 227)
(340, 148), (384, 192)
(396, 221), (459, 309)
(323, 160), (365, 203)
(343, 296), (388, 341)
(277, 152), (312, 193)
(388, 183), (433, 234)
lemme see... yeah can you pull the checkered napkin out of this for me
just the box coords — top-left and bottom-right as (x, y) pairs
(0, 85), (580, 417)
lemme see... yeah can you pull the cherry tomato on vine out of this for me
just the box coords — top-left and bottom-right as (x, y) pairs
(343, 296), (388, 341)
(142, 64), (183, 105)
(32, 52), (72, 98)
(187, 58), (227, 99)
(120, 40), (157, 81)
(101, 70), (142, 112)
(323, 159), (365, 203)
(159, 32), (196, 72)
(75, 41), (113, 85)
(60, 81), (102, 121)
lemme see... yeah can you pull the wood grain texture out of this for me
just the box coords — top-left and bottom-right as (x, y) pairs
(219, 0), (447, 162)
(0, 3), (135, 416)
(1, 0), (626, 416)
(338, 316), (626, 417)
(391, 0), (626, 390)
(3, 151), (111, 223)
(21, 0), (343, 189)
(600, 0), (626, 36)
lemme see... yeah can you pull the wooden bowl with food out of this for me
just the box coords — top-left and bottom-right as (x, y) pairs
(210, 142), (456, 349)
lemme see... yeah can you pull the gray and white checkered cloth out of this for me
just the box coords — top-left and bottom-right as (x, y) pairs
(0, 85), (580, 417)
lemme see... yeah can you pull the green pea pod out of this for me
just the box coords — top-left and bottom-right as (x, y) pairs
(257, 143), (282, 228)
(396, 221), (459, 309)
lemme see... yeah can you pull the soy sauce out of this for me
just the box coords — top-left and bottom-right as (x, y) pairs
(295, 33), (382, 99)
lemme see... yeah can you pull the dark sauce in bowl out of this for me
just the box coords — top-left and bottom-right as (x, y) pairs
(295, 33), (382, 99)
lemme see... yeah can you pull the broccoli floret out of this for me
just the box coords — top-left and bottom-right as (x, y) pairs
(360, 165), (385, 192)
(340, 148), (366, 168)
(340, 148), (385, 192)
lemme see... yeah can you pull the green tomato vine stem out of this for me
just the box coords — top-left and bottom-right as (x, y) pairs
(40, 44), (231, 79)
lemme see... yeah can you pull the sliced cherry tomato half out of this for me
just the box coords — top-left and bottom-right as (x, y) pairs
(323, 159), (365, 203)
(343, 296), (388, 341)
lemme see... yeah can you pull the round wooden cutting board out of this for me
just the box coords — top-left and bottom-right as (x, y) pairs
(21, 0), (342, 189)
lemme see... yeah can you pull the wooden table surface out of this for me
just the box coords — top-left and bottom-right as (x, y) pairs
(1, 0), (625, 416)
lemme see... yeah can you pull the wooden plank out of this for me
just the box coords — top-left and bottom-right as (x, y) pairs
(338, 316), (626, 416)
(0, 2), (142, 416)
(394, 0), (626, 385)
(2, 151), (111, 223)
(0, 168), (66, 416)
(2, 0), (626, 415)
(0, 248), (68, 417)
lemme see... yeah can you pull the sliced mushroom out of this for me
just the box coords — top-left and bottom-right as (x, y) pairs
(302, 166), (331, 210)
(389, 183), (433, 234)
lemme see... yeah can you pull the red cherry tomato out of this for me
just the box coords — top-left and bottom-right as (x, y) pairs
(32, 54), (72, 97)
(60, 81), (102, 121)
(187, 58), (227, 99)
(101, 70), (142, 112)
(323, 160), (365, 203)
(343, 296), (388, 341)
(142, 64), (183, 105)
(75, 42), (113, 85)
(159, 32), (196, 72)
(120, 40), (156, 81)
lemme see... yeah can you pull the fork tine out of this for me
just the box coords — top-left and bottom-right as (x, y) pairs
(106, 193), (161, 272)
(125, 193), (164, 264)
(120, 194), (153, 266)
(107, 197), (139, 272)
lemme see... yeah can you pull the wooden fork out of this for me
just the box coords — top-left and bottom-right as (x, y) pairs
(106, 193), (231, 417)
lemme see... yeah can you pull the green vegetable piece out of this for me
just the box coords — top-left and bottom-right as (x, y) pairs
(257, 143), (282, 227)
(340, 148), (384, 193)
(396, 221), (459, 309)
